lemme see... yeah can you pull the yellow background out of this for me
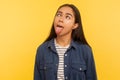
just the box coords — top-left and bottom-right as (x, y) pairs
(0, 0), (120, 80)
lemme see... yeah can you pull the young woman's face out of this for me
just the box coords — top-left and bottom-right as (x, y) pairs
(54, 6), (78, 37)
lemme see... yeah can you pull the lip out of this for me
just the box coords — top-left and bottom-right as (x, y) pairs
(54, 24), (64, 34)
(56, 24), (64, 28)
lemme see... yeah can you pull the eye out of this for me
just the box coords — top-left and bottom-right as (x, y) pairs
(56, 13), (62, 17)
(66, 16), (71, 19)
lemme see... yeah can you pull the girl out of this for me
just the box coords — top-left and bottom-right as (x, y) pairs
(34, 4), (97, 80)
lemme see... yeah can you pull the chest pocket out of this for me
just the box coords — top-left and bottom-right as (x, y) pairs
(39, 63), (53, 70)
(39, 63), (56, 80)
(71, 63), (86, 72)
(39, 51), (54, 70)
(69, 63), (87, 80)
(39, 53), (56, 80)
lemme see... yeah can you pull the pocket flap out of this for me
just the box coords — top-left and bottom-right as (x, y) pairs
(71, 64), (86, 71)
(40, 63), (53, 70)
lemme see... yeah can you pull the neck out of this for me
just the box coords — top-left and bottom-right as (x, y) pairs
(55, 35), (71, 47)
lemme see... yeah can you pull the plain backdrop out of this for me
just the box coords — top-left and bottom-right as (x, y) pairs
(0, 0), (120, 80)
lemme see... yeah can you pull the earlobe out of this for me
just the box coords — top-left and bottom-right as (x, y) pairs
(73, 23), (78, 29)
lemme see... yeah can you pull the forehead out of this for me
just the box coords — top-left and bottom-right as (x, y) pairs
(57, 6), (74, 15)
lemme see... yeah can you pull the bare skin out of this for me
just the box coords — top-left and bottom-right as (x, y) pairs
(54, 6), (78, 47)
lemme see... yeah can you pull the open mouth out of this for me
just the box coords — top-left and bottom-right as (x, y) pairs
(56, 25), (64, 28)
(55, 24), (64, 34)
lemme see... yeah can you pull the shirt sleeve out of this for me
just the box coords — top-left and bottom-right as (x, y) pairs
(83, 46), (97, 80)
(34, 47), (44, 80)
(34, 48), (41, 80)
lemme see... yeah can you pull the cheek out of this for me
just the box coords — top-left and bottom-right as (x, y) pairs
(53, 19), (58, 27)
(54, 19), (57, 23)
(64, 20), (74, 26)
(65, 20), (71, 24)
(64, 18), (75, 24)
(54, 17), (58, 23)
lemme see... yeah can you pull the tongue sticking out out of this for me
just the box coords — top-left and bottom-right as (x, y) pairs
(55, 25), (63, 34)
(55, 27), (63, 34)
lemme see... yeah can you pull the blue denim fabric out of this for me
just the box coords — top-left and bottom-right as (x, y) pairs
(34, 39), (97, 80)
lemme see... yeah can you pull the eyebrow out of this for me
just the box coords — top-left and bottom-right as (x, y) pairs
(57, 11), (73, 17)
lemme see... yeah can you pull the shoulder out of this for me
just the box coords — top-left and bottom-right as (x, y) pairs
(80, 44), (92, 53)
(35, 40), (51, 60)
(37, 39), (54, 53)
(75, 42), (92, 52)
(38, 41), (48, 49)
(75, 42), (93, 58)
(37, 41), (50, 52)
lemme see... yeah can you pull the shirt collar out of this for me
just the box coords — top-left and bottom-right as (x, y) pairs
(47, 38), (77, 50)
(70, 40), (78, 49)
(47, 39), (57, 53)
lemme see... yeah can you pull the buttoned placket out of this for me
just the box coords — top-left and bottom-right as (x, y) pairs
(64, 53), (68, 80)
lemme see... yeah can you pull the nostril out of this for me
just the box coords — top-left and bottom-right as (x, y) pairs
(59, 19), (63, 22)
(58, 17), (64, 21)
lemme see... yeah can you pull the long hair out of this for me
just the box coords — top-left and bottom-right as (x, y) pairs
(44, 4), (90, 47)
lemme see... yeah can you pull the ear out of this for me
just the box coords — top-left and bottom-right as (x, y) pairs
(72, 23), (78, 29)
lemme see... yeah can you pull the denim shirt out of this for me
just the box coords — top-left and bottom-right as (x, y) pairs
(34, 39), (97, 80)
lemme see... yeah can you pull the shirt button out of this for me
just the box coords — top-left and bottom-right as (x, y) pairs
(56, 64), (58, 66)
(65, 65), (67, 67)
(44, 67), (46, 70)
(65, 76), (68, 79)
(65, 54), (67, 56)
(80, 67), (82, 70)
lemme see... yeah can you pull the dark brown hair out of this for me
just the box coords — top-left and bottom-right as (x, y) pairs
(44, 4), (90, 46)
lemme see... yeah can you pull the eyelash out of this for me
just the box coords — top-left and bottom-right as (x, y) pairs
(56, 13), (61, 17)
(66, 16), (71, 19)
(56, 13), (71, 19)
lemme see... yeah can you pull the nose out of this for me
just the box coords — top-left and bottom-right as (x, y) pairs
(58, 16), (64, 23)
